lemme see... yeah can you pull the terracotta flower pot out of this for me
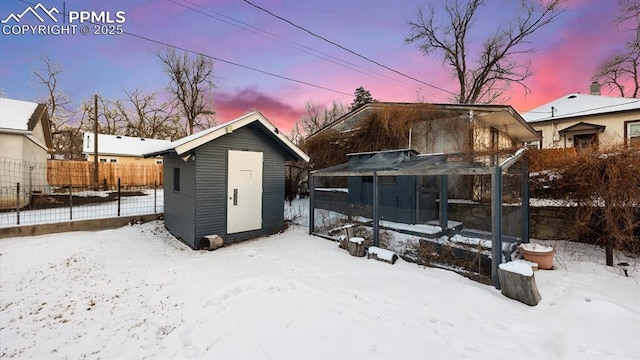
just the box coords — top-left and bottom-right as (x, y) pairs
(519, 243), (555, 270)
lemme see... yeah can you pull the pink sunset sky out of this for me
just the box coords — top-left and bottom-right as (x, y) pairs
(0, 0), (630, 135)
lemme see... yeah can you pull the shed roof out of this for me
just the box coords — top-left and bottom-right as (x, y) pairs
(82, 133), (172, 157)
(521, 93), (640, 123)
(144, 111), (310, 162)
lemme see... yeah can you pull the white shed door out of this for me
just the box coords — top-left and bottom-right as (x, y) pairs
(227, 150), (263, 234)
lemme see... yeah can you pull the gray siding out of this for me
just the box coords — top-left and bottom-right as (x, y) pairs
(193, 123), (287, 246)
(163, 154), (197, 247)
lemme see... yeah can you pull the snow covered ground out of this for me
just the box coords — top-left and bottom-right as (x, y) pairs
(1, 219), (638, 359)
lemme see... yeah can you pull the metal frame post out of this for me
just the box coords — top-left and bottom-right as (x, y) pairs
(154, 180), (157, 214)
(491, 165), (503, 290)
(117, 178), (121, 217)
(439, 175), (448, 231)
(372, 171), (380, 247)
(16, 182), (20, 225)
(69, 183), (73, 221)
(521, 156), (530, 243)
(309, 173), (315, 234)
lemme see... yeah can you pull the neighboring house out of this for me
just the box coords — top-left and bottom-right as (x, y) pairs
(82, 133), (171, 164)
(308, 102), (539, 225)
(0, 97), (53, 208)
(145, 111), (309, 249)
(521, 93), (640, 150)
(308, 102), (541, 155)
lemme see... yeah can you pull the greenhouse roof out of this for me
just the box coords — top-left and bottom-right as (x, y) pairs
(312, 148), (526, 177)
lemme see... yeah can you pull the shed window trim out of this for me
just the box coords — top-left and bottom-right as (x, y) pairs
(173, 167), (181, 192)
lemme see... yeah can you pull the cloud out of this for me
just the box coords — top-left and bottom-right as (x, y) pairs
(214, 87), (306, 133)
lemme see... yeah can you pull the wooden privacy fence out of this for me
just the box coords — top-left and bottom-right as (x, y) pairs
(47, 160), (163, 188)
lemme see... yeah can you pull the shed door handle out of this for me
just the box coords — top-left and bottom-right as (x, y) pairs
(233, 189), (238, 205)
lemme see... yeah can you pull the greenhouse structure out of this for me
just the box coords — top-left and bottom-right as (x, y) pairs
(309, 148), (531, 289)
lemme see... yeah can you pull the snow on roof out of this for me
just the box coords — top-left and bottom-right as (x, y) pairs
(521, 93), (640, 123)
(145, 111), (310, 162)
(0, 97), (39, 131)
(82, 133), (172, 157)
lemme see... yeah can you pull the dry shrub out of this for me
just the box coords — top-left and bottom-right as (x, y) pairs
(528, 147), (577, 172)
(557, 146), (640, 263)
(416, 239), (492, 283)
(301, 104), (447, 169)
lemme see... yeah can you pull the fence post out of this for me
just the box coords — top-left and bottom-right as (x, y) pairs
(117, 177), (121, 217)
(154, 180), (157, 214)
(16, 182), (20, 225)
(69, 183), (73, 221)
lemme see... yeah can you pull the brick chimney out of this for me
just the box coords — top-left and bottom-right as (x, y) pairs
(590, 81), (601, 95)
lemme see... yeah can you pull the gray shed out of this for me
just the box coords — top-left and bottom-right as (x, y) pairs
(146, 112), (309, 249)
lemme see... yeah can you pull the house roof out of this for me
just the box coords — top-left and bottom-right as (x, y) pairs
(521, 93), (640, 123)
(0, 97), (53, 151)
(0, 97), (39, 131)
(144, 111), (310, 162)
(308, 102), (540, 142)
(558, 122), (606, 134)
(82, 133), (173, 157)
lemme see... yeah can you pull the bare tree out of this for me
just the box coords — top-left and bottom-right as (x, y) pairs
(617, 0), (640, 25)
(290, 101), (346, 143)
(33, 56), (74, 155)
(593, 0), (640, 98)
(156, 47), (216, 135)
(115, 89), (186, 140)
(406, 0), (566, 104)
(92, 96), (123, 135)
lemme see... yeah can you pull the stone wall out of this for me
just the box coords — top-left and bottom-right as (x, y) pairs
(448, 202), (577, 240)
(529, 206), (577, 240)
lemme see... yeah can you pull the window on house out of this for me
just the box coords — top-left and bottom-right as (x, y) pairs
(527, 130), (543, 149)
(173, 167), (180, 192)
(110, 159), (117, 163)
(99, 158), (107, 163)
(490, 128), (499, 150)
(573, 133), (598, 152)
(156, 160), (163, 164)
(628, 122), (640, 147)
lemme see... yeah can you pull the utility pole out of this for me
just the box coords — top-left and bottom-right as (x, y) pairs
(93, 94), (98, 189)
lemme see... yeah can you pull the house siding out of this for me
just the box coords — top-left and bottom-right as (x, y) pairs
(163, 154), (196, 247)
(193, 123), (287, 246)
(0, 134), (48, 208)
(531, 112), (640, 149)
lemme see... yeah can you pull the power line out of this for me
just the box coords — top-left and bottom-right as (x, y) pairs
(122, 32), (354, 97)
(169, 0), (408, 87)
(242, 0), (456, 97)
(15, 0), (353, 97)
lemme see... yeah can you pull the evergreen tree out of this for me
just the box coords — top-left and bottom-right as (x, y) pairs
(350, 86), (374, 110)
